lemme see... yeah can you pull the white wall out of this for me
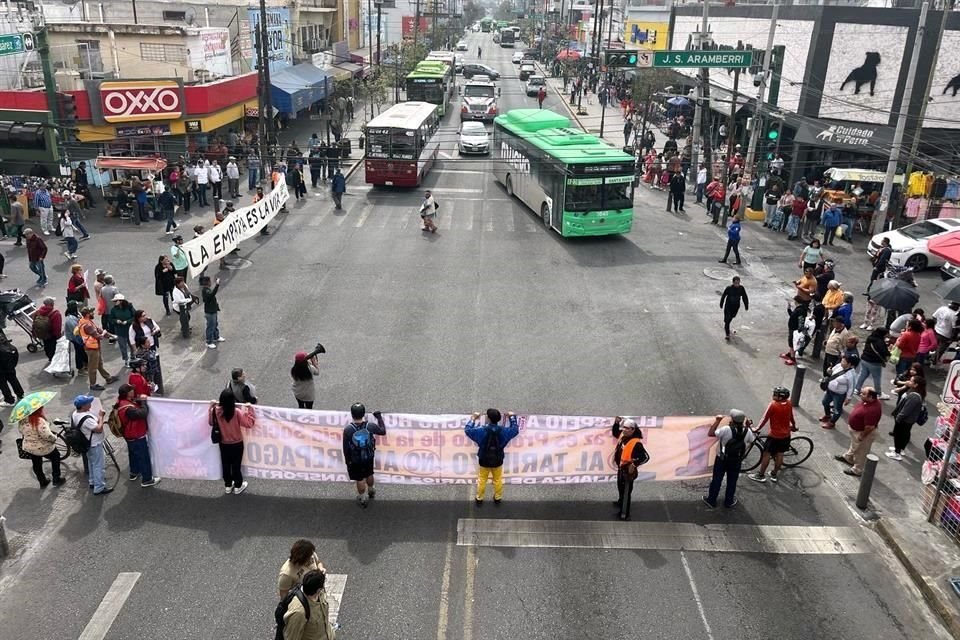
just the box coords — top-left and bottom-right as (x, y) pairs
(922, 28), (960, 130)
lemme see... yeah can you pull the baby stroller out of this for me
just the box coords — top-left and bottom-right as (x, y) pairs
(0, 290), (41, 353)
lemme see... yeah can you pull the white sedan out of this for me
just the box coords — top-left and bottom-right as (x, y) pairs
(456, 40), (469, 51)
(458, 121), (489, 155)
(867, 218), (960, 271)
(512, 51), (524, 64)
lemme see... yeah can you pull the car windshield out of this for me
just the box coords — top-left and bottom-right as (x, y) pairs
(528, 77), (544, 86)
(464, 85), (495, 98)
(461, 123), (486, 136)
(899, 221), (946, 240)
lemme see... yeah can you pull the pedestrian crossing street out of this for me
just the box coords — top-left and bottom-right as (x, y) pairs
(293, 196), (549, 234)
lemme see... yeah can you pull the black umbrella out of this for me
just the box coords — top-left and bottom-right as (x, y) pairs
(869, 277), (920, 310)
(934, 278), (960, 303)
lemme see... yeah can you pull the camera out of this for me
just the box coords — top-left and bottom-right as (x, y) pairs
(305, 343), (326, 359)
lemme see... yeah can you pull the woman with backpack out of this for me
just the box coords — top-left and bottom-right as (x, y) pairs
(291, 352), (319, 409)
(17, 406), (64, 488)
(210, 389), (255, 495)
(888, 376), (926, 461)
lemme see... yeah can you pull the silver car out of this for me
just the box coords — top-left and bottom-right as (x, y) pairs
(458, 122), (490, 155)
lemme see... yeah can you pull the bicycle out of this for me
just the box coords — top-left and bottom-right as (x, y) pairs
(740, 432), (815, 473)
(52, 419), (122, 490)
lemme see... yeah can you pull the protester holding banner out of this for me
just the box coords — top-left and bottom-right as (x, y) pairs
(465, 409), (520, 506)
(703, 410), (755, 509)
(171, 276), (197, 339)
(210, 389), (255, 495)
(612, 417), (649, 521)
(342, 403), (386, 507)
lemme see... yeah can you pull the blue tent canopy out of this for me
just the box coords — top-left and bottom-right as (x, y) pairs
(271, 63), (331, 114)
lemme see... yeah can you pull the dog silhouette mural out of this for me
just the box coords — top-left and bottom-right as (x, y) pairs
(944, 73), (960, 97)
(840, 52), (881, 96)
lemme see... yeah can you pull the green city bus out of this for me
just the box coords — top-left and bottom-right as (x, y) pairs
(480, 17), (494, 32)
(405, 60), (455, 116)
(492, 109), (635, 237)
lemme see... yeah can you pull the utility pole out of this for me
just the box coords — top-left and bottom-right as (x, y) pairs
(259, 0), (275, 172)
(414, 0), (421, 54)
(873, 0), (928, 234)
(742, 0), (778, 184)
(901, 0), (951, 205)
(689, 0), (709, 186)
(376, 0), (382, 68)
(720, 67), (739, 226)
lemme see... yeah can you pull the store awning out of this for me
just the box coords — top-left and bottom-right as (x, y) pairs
(334, 61), (364, 78)
(271, 63), (331, 114)
(327, 65), (352, 82)
(824, 167), (904, 185)
(94, 156), (168, 171)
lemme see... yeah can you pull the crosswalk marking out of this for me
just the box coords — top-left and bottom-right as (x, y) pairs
(353, 205), (372, 228)
(456, 519), (868, 555)
(292, 206), (546, 234)
(78, 572), (141, 640)
(325, 573), (348, 627)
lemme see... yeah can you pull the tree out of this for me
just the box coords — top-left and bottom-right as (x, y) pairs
(494, 0), (513, 21)
(462, 1), (484, 26)
(361, 73), (390, 117)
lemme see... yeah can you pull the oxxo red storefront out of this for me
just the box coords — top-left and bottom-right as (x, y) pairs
(0, 73), (258, 156)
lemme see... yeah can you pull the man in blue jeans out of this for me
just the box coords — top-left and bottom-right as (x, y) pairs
(116, 384), (160, 487)
(703, 410), (755, 509)
(73, 395), (112, 495)
(820, 354), (859, 430)
(199, 275), (225, 350)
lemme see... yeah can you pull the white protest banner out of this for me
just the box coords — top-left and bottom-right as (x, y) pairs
(147, 399), (719, 485)
(183, 182), (289, 278)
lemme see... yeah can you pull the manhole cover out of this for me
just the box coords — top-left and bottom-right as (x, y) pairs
(223, 258), (253, 270)
(703, 267), (740, 280)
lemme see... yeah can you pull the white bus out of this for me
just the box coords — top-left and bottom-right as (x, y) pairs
(364, 101), (441, 187)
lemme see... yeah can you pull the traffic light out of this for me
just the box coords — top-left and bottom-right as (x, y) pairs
(56, 92), (77, 141)
(603, 50), (638, 69)
(765, 122), (781, 160)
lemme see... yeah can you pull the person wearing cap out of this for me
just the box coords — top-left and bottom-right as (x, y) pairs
(290, 352), (319, 409)
(72, 395), (111, 495)
(820, 354), (859, 429)
(24, 229), (48, 287)
(170, 235), (189, 280)
(225, 157), (241, 199)
(78, 306), (118, 391)
(703, 411), (755, 508)
(611, 416), (648, 520)
(34, 296), (63, 361)
(108, 294), (136, 365)
(127, 358), (154, 397)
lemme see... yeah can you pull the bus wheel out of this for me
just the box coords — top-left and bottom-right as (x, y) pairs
(505, 175), (514, 197)
(540, 203), (551, 228)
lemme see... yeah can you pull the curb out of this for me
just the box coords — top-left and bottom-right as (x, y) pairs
(875, 518), (960, 639)
(547, 76), (589, 132)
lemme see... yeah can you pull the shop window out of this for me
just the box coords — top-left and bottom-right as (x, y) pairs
(76, 40), (104, 75)
(162, 10), (187, 21)
(140, 43), (187, 64)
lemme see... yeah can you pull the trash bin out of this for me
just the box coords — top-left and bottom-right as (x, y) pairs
(340, 138), (352, 158)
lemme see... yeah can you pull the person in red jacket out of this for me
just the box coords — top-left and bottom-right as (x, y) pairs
(33, 296), (63, 361)
(126, 358), (153, 397)
(115, 384), (160, 487)
(24, 229), (47, 287)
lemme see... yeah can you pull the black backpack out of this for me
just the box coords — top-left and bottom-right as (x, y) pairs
(274, 587), (310, 640)
(63, 415), (93, 455)
(478, 426), (504, 468)
(720, 425), (748, 462)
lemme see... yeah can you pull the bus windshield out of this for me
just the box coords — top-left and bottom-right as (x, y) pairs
(566, 178), (633, 212)
(366, 131), (417, 160)
(408, 82), (443, 103)
(464, 85), (495, 98)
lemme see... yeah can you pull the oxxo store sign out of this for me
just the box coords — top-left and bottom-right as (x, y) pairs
(89, 79), (185, 125)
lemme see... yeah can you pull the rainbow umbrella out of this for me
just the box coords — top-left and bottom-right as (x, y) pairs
(9, 391), (57, 424)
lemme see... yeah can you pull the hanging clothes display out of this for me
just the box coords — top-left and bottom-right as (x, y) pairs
(939, 202), (960, 219)
(904, 196), (924, 219)
(932, 176), (948, 199)
(945, 178), (960, 201)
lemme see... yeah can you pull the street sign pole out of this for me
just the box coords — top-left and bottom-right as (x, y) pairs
(653, 50), (754, 68)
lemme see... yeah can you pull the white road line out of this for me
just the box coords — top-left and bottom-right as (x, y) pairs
(433, 169), (487, 175)
(464, 544), (476, 640)
(436, 543), (454, 640)
(439, 151), (453, 159)
(680, 552), (716, 640)
(78, 572), (141, 640)
(325, 573), (348, 627)
(354, 205), (373, 228)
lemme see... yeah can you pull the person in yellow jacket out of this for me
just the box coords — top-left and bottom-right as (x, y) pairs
(282, 570), (336, 640)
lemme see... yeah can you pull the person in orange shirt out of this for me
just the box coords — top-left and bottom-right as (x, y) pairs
(748, 387), (797, 483)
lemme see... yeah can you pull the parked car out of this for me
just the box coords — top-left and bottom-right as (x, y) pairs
(462, 63), (500, 80)
(941, 260), (960, 281)
(456, 40), (468, 51)
(521, 49), (538, 61)
(525, 74), (546, 96)
(458, 121), (490, 155)
(519, 63), (535, 81)
(512, 51), (524, 64)
(867, 218), (960, 271)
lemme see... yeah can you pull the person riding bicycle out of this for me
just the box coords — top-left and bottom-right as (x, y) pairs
(748, 387), (797, 483)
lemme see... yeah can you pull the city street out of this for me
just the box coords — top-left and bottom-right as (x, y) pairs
(0, 30), (952, 640)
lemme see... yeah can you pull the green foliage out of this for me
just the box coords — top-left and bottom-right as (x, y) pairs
(630, 68), (681, 107)
(361, 73), (390, 114)
(463, 1), (484, 26)
(494, 0), (514, 21)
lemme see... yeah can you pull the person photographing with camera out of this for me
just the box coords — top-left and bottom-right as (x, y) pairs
(703, 410), (755, 509)
(342, 403), (386, 507)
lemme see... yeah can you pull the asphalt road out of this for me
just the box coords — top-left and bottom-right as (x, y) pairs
(0, 31), (951, 640)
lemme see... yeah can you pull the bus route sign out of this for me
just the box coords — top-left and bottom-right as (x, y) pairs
(653, 50), (753, 68)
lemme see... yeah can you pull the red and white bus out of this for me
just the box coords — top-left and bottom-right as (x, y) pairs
(364, 101), (441, 187)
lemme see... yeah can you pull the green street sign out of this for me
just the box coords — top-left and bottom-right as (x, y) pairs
(0, 32), (34, 58)
(653, 50), (753, 68)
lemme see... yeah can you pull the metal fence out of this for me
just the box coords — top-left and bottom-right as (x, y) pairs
(920, 403), (960, 542)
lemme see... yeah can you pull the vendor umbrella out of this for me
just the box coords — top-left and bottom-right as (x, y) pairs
(934, 277), (960, 303)
(667, 96), (690, 107)
(928, 230), (960, 265)
(868, 277), (920, 311)
(556, 49), (581, 61)
(9, 391), (57, 424)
